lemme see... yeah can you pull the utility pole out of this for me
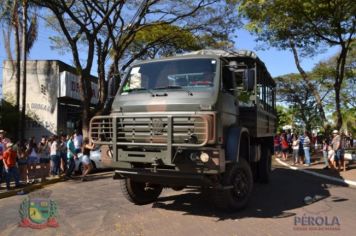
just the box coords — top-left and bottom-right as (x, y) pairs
(20, 0), (27, 141)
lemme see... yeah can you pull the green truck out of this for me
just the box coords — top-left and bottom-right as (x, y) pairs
(90, 50), (276, 210)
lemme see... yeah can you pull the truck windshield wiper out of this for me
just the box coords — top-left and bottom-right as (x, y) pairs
(154, 86), (193, 96)
(125, 88), (155, 97)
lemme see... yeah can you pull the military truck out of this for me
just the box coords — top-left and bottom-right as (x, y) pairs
(90, 50), (276, 210)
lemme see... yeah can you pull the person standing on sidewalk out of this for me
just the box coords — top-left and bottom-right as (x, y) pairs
(50, 135), (60, 177)
(16, 140), (29, 184)
(303, 131), (311, 166)
(331, 130), (344, 171)
(322, 138), (329, 169)
(38, 136), (50, 177)
(66, 132), (78, 179)
(26, 137), (39, 183)
(327, 145), (336, 169)
(281, 133), (289, 161)
(0, 130), (11, 186)
(73, 130), (83, 154)
(292, 134), (299, 165)
(59, 134), (68, 174)
(81, 138), (95, 181)
(298, 133), (305, 164)
(274, 133), (281, 158)
(0, 135), (5, 188)
(3, 143), (20, 190)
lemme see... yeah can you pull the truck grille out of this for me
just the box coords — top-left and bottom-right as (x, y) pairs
(90, 114), (210, 147)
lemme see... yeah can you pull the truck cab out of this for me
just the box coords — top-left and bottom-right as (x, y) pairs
(90, 50), (276, 210)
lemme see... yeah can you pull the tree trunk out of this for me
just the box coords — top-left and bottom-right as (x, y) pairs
(289, 40), (327, 125)
(334, 46), (347, 130)
(20, 0), (27, 141)
(15, 21), (21, 141)
(78, 71), (93, 139)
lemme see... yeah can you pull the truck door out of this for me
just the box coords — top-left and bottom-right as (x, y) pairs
(219, 63), (237, 126)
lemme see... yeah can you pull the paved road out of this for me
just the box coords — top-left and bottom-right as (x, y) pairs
(0, 162), (355, 236)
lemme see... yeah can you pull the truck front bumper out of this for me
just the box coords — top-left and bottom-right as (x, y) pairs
(114, 168), (216, 187)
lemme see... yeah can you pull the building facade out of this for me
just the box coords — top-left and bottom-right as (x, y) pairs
(2, 60), (98, 140)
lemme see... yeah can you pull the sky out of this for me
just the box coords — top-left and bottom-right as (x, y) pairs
(0, 18), (340, 95)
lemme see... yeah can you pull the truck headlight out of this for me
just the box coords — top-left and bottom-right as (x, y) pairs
(200, 152), (210, 163)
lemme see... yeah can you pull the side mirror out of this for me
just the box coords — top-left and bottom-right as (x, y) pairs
(243, 69), (255, 91)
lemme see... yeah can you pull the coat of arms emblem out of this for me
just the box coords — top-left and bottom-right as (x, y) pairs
(19, 190), (59, 229)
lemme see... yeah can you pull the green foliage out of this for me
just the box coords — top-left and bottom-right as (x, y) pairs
(127, 24), (202, 59)
(312, 41), (356, 109)
(239, 0), (355, 129)
(276, 105), (293, 132)
(238, 0), (355, 51)
(0, 94), (20, 140)
(275, 74), (323, 131)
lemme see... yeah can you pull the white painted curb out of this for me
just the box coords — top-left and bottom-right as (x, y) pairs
(275, 158), (356, 188)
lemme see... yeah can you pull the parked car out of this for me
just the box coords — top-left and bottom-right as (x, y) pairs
(74, 147), (102, 174)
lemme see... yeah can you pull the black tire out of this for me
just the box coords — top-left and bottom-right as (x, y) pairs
(120, 178), (163, 205)
(213, 158), (253, 211)
(258, 146), (272, 184)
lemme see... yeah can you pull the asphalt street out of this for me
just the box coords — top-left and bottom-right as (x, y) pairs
(0, 161), (355, 236)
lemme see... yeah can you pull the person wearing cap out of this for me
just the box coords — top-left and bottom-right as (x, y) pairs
(2, 142), (20, 190)
(331, 130), (344, 171)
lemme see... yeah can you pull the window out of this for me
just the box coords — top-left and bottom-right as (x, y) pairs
(121, 58), (217, 94)
(222, 63), (234, 93)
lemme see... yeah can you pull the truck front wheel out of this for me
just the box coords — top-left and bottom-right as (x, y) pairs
(120, 178), (163, 205)
(213, 158), (253, 211)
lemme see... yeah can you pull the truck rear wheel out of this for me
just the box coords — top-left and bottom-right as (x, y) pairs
(258, 147), (271, 183)
(120, 178), (163, 205)
(213, 158), (253, 211)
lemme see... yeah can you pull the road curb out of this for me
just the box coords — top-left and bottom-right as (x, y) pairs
(276, 158), (356, 188)
(0, 171), (114, 199)
(0, 177), (64, 199)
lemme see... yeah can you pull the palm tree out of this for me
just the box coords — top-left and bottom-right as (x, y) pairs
(0, 0), (38, 141)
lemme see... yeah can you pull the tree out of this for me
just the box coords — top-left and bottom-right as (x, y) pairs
(312, 41), (355, 135)
(32, 0), (240, 137)
(1, 0), (38, 141)
(276, 105), (294, 132)
(275, 74), (324, 131)
(238, 0), (355, 129)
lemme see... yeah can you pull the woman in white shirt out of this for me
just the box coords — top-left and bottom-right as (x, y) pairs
(292, 134), (299, 165)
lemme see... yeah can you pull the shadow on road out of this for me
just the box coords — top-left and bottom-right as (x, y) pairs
(153, 167), (348, 220)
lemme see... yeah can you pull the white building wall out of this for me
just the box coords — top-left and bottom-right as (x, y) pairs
(2, 60), (59, 139)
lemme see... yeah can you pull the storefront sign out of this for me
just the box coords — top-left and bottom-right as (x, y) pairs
(59, 71), (99, 103)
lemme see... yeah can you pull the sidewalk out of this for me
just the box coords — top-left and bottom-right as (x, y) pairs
(275, 151), (356, 187)
(0, 176), (64, 199)
(0, 171), (114, 199)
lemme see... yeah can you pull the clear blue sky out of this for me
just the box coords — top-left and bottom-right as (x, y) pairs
(0, 19), (339, 94)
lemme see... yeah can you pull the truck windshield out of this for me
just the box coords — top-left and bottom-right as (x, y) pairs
(121, 58), (217, 94)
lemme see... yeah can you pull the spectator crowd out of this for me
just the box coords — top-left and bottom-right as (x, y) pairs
(0, 129), (94, 191)
(274, 129), (353, 171)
